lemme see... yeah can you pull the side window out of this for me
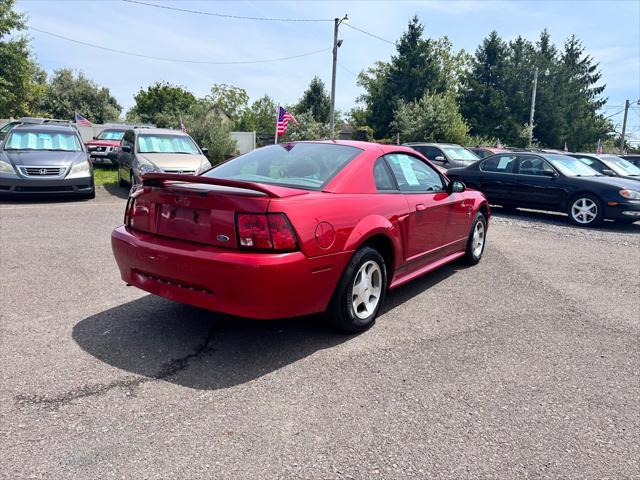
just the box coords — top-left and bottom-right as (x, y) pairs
(575, 156), (604, 173)
(517, 155), (555, 176)
(122, 130), (134, 148)
(424, 146), (444, 161)
(373, 158), (396, 191)
(480, 155), (516, 173)
(385, 153), (444, 193)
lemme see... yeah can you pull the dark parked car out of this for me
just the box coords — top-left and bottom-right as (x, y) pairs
(403, 143), (480, 169)
(568, 153), (640, 182)
(446, 152), (640, 226)
(622, 155), (640, 168)
(0, 124), (95, 198)
(467, 147), (511, 159)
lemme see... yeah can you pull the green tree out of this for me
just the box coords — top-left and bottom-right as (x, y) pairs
(556, 35), (609, 149)
(393, 91), (469, 145)
(236, 94), (277, 135)
(294, 76), (330, 122)
(38, 69), (121, 122)
(357, 16), (466, 137)
(184, 99), (237, 163)
(205, 83), (249, 120)
(0, 0), (44, 117)
(282, 111), (330, 141)
(128, 81), (195, 127)
(460, 31), (509, 141)
(502, 36), (536, 146)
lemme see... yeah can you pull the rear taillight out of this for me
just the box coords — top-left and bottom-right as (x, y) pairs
(236, 213), (298, 251)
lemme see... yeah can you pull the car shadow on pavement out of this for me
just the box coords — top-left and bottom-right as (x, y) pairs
(72, 295), (352, 391)
(72, 264), (458, 392)
(491, 206), (640, 232)
(102, 183), (129, 199)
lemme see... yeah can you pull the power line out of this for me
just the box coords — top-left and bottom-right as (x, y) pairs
(29, 27), (330, 64)
(344, 23), (395, 46)
(122, 0), (333, 22)
(337, 61), (359, 78)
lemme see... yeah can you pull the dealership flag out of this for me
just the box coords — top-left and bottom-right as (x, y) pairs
(564, 142), (568, 152)
(495, 139), (503, 148)
(74, 112), (92, 127)
(596, 139), (604, 154)
(274, 106), (298, 143)
(180, 117), (186, 132)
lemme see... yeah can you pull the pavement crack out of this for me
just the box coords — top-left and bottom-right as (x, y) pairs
(14, 325), (217, 410)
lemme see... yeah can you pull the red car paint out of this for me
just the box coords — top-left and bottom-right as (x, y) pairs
(111, 141), (489, 319)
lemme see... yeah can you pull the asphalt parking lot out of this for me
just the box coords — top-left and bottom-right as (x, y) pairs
(1, 187), (639, 479)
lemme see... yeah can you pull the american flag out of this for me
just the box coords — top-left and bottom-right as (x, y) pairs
(180, 118), (186, 132)
(276, 106), (298, 137)
(74, 112), (92, 127)
(596, 139), (604, 154)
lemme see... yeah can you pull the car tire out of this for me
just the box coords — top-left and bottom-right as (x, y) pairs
(327, 246), (387, 333)
(463, 212), (487, 265)
(567, 194), (603, 227)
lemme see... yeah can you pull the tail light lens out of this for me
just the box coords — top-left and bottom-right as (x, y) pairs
(236, 213), (298, 251)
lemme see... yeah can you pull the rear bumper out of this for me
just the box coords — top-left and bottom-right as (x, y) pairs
(604, 200), (640, 221)
(0, 175), (94, 195)
(111, 226), (353, 319)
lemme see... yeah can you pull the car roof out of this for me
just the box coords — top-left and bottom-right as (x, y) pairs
(403, 142), (461, 147)
(133, 128), (190, 136)
(10, 123), (79, 134)
(295, 140), (431, 155)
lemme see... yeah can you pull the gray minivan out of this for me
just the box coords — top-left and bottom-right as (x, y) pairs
(0, 124), (94, 198)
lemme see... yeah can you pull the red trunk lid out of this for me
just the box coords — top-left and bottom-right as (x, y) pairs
(129, 174), (306, 248)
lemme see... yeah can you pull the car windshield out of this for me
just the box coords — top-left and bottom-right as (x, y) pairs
(548, 155), (600, 177)
(3, 130), (82, 151)
(97, 130), (125, 141)
(205, 143), (362, 190)
(442, 146), (479, 162)
(600, 155), (640, 176)
(0, 122), (19, 134)
(137, 134), (200, 154)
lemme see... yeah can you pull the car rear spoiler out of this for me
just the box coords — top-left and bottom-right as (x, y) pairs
(141, 173), (282, 197)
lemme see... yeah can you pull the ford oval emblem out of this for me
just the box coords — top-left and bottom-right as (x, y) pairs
(216, 234), (230, 242)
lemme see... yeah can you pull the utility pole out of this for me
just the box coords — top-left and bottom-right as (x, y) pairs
(329, 14), (348, 141)
(619, 99), (630, 154)
(528, 67), (539, 148)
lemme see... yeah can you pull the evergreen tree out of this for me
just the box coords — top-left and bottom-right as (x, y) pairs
(357, 16), (464, 138)
(460, 31), (509, 140)
(294, 76), (330, 123)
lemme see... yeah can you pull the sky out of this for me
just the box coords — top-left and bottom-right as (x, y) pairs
(15, 0), (640, 145)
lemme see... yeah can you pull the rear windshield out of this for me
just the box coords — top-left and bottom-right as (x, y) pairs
(137, 134), (200, 154)
(97, 130), (125, 140)
(205, 143), (362, 190)
(3, 130), (82, 151)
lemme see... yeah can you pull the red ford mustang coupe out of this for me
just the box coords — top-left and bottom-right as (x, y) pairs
(111, 141), (490, 332)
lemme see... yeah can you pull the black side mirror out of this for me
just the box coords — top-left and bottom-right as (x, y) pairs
(201, 147), (209, 155)
(122, 145), (131, 153)
(93, 136), (97, 140)
(541, 170), (558, 177)
(447, 180), (466, 194)
(601, 169), (615, 176)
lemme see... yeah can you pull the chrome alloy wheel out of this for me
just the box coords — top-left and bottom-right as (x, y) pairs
(472, 220), (485, 257)
(351, 260), (382, 319)
(571, 197), (597, 224)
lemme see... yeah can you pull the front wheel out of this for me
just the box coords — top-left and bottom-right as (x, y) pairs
(327, 246), (387, 333)
(568, 194), (603, 227)
(463, 212), (487, 265)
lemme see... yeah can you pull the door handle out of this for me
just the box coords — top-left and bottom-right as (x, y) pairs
(415, 203), (427, 212)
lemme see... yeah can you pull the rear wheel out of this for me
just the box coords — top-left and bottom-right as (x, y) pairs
(463, 212), (487, 265)
(568, 194), (603, 227)
(327, 246), (387, 333)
